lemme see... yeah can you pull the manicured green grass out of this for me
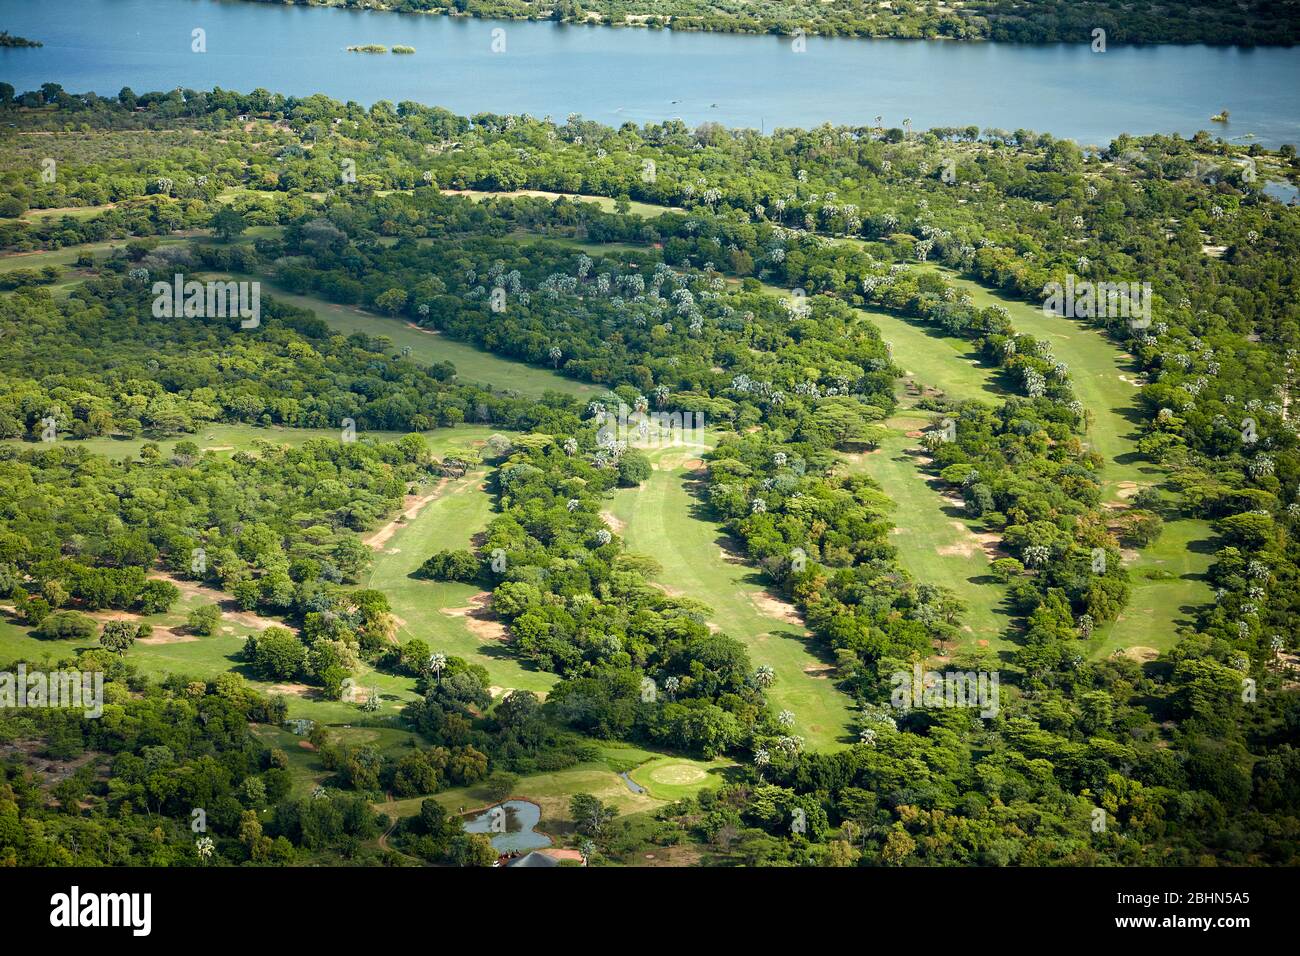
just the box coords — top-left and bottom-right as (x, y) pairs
(21, 205), (113, 222)
(609, 444), (857, 751)
(250, 723), (421, 798)
(375, 745), (728, 833)
(628, 754), (732, 802)
(755, 277), (1013, 658)
(0, 582), (401, 723)
(920, 263), (1154, 493)
(377, 764), (665, 824)
(1089, 515), (1216, 659)
(916, 263), (1219, 656)
(843, 417), (1015, 659)
(227, 274), (600, 399)
(0, 236), (188, 274)
(0, 426), (516, 724)
(764, 279), (1007, 408)
(2, 235), (596, 399)
(363, 469), (556, 696)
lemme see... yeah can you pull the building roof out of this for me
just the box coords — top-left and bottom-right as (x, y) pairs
(505, 851), (559, 867)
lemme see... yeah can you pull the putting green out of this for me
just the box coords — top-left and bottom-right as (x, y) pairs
(648, 763), (708, 785)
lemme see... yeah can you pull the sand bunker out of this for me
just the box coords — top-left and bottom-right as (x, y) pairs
(442, 591), (508, 641)
(750, 590), (804, 626)
(365, 479), (450, 550)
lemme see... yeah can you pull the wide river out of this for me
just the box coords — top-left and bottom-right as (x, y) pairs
(2, 0), (1299, 146)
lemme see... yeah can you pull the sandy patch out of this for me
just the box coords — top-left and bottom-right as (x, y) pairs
(802, 664), (834, 679)
(749, 590), (804, 626)
(936, 521), (1005, 561)
(1121, 645), (1159, 663)
(137, 628), (197, 645)
(269, 683), (311, 697)
(599, 510), (626, 534)
(442, 591), (508, 641)
(365, 478), (450, 549)
(150, 571), (296, 634)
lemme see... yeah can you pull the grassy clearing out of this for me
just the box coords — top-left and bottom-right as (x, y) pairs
(250, 722), (421, 799)
(842, 416), (1015, 659)
(0, 575), (409, 723)
(755, 278), (1015, 658)
(765, 279), (1006, 407)
(1088, 515), (1216, 659)
(0, 422), (498, 460)
(362, 467), (556, 696)
(374, 744), (728, 839)
(377, 763), (664, 830)
(20, 205), (116, 222)
(226, 273), (599, 399)
(0, 233), (596, 398)
(609, 444), (856, 751)
(920, 263), (1154, 493)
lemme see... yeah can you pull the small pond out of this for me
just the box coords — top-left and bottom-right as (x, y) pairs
(462, 799), (551, 853)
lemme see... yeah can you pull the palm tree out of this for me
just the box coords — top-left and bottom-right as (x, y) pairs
(427, 652), (447, 684)
(753, 665), (775, 689)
